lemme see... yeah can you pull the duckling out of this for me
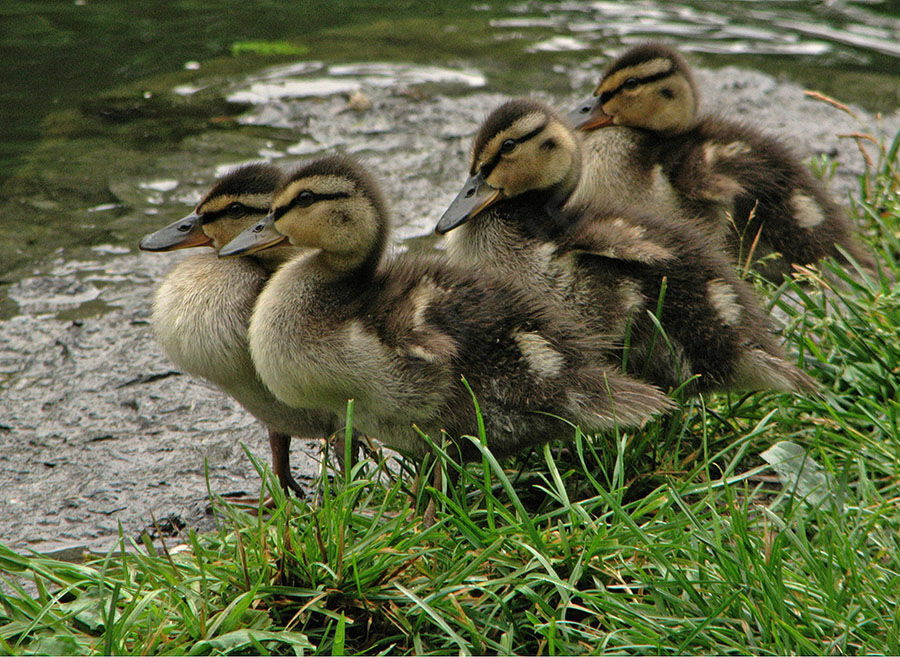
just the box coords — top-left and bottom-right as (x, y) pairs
(218, 154), (672, 468)
(436, 98), (816, 395)
(139, 163), (345, 496)
(570, 42), (874, 279)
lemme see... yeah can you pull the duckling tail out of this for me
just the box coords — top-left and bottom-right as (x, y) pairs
(567, 368), (675, 431)
(733, 349), (819, 394)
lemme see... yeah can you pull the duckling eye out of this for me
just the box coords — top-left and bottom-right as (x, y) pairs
(226, 202), (246, 217)
(500, 139), (517, 154)
(623, 77), (640, 90)
(296, 190), (315, 207)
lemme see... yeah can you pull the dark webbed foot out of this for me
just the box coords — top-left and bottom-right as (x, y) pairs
(268, 429), (305, 496)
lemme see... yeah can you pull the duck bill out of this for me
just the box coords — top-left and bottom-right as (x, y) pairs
(139, 213), (213, 251)
(435, 172), (501, 235)
(569, 99), (615, 131)
(218, 214), (287, 257)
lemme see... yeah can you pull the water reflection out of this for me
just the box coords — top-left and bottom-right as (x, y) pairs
(501, 1), (900, 62)
(228, 63), (486, 105)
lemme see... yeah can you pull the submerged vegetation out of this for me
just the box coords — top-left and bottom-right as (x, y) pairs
(1, 124), (898, 654)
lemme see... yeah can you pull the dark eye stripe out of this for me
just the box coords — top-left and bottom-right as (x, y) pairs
(481, 122), (547, 178)
(200, 205), (269, 224)
(599, 65), (676, 105)
(271, 191), (350, 220)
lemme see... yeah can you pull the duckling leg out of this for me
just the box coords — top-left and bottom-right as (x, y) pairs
(330, 429), (362, 475)
(268, 429), (305, 497)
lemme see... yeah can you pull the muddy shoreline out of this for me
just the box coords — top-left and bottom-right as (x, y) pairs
(1, 62), (897, 557)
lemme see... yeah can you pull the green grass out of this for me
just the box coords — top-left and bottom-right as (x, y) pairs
(1, 132), (898, 655)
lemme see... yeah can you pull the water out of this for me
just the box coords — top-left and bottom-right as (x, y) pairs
(0, 0), (898, 286)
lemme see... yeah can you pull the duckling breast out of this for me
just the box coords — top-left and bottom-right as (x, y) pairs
(152, 253), (264, 385)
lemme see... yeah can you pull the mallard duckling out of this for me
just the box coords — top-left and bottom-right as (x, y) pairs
(140, 164), (344, 496)
(218, 155), (671, 466)
(436, 98), (816, 395)
(570, 42), (874, 279)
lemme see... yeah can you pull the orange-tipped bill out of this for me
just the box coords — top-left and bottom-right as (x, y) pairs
(218, 214), (287, 257)
(435, 172), (502, 235)
(569, 98), (615, 131)
(139, 213), (213, 252)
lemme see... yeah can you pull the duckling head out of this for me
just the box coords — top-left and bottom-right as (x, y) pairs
(571, 43), (698, 135)
(139, 163), (281, 253)
(436, 99), (580, 234)
(220, 155), (388, 275)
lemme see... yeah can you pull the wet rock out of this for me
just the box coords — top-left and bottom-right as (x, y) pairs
(7, 276), (101, 315)
(343, 90), (373, 113)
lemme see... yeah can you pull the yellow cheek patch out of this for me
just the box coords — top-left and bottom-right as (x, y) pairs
(475, 112), (547, 170)
(203, 217), (255, 248)
(598, 57), (674, 95)
(273, 176), (351, 208)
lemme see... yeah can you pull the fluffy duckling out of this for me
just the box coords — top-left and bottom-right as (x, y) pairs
(570, 43), (874, 279)
(436, 99), (816, 395)
(218, 155), (672, 465)
(140, 164), (344, 496)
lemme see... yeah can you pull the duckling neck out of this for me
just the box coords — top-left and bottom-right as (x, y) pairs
(644, 100), (700, 138)
(523, 169), (580, 224)
(247, 245), (297, 274)
(489, 191), (578, 242)
(552, 148), (582, 211)
(313, 246), (382, 287)
(515, 187), (566, 216)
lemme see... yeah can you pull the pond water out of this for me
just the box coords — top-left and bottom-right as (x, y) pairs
(1, 0), (898, 284)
